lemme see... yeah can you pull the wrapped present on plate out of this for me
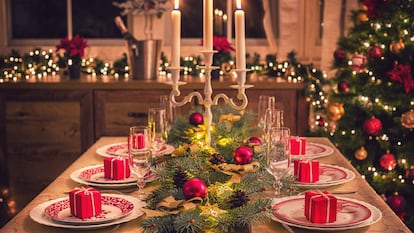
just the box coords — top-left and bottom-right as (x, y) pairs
(129, 133), (146, 149)
(69, 187), (102, 219)
(290, 136), (306, 155)
(104, 157), (131, 180)
(304, 191), (337, 223)
(293, 159), (319, 182)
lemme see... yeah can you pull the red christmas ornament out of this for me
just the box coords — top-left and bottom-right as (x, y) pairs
(182, 178), (207, 200)
(363, 116), (382, 135)
(338, 80), (350, 93)
(189, 112), (204, 126)
(316, 116), (326, 127)
(233, 146), (253, 165)
(248, 136), (262, 145)
(387, 192), (406, 213)
(405, 166), (414, 181)
(367, 45), (382, 60)
(351, 53), (367, 72)
(333, 49), (346, 62)
(380, 150), (397, 170)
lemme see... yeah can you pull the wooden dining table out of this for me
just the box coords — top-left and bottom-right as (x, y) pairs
(1, 137), (411, 233)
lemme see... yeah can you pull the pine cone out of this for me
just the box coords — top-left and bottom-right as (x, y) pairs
(173, 168), (189, 188)
(228, 190), (250, 209)
(209, 153), (226, 165)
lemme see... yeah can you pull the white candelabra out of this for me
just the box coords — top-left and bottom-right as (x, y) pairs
(168, 52), (251, 146)
(168, 0), (251, 146)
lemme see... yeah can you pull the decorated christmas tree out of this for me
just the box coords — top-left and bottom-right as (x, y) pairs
(308, 0), (414, 229)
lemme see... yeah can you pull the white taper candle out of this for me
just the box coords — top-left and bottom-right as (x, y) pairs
(171, 0), (181, 68)
(235, 0), (246, 70)
(203, 0), (213, 51)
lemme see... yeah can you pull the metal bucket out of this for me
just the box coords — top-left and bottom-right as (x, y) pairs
(128, 39), (162, 80)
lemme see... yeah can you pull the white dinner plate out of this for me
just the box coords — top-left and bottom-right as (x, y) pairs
(30, 194), (144, 230)
(291, 142), (334, 160)
(44, 194), (134, 225)
(70, 165), (159, 188)
(294, 164), (355, 188)
(96, 142), (175, 158)
(271, 195), (382, 231)
(78, 164), (138, 184)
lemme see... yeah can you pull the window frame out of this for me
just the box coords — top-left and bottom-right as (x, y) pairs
(3, 0), (267, 48)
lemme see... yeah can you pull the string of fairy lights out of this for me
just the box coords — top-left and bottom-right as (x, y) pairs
(1, 48), (412, 191)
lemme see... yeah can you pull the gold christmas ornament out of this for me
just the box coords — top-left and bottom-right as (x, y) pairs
(220, 62), (234, 76)
(356, 12), (369, 24)
(355, 146), (368, 160)
(326, 102), (345, 121)
(389, 39), (405, 54)
(401, 109), (414, 128)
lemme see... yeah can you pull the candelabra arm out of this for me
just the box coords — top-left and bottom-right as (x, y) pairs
(170, 89), (204, 107)
(212, 91), (248, 111)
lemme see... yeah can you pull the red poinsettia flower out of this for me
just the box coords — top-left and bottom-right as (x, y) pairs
(387, 63), (414, 94)
(362, 0), (389, 19)
(213, 36), (235, 53)
(200, 36), (235, 53)
(56, 34), (88, 59)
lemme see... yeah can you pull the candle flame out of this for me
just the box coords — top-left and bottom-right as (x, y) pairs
(174, 0), (179, 10)
(236, 0), (242, 9)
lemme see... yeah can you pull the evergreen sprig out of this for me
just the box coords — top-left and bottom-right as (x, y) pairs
(142, 106), (288, 232)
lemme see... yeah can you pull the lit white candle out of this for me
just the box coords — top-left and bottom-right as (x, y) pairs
(171, 0), (181, 68)
(235, 0), (246, 70)
(67, 0), (73, 39)
(226, 0), (232, 42)
(203, 0), (213, 51)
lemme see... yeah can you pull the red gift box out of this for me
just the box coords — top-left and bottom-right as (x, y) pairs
(293, 159), (319, 182)
(69, 187), (102, 219)
(304, 191), (337, 223)
(290, 137), (306, 155)
(104, 157), (131, 180)
(129, 133), (146, 149)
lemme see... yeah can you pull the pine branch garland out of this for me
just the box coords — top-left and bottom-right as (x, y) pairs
(141, 106), (295, 232)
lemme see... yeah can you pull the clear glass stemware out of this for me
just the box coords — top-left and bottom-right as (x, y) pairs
(128, 126), (152, 198)
(148, 107), (168, 156)
(266, 127), (291, 197)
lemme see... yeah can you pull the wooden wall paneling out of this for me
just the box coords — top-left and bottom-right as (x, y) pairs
(0, 89), (94, 212)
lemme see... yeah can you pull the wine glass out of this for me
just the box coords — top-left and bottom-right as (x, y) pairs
(266, 127), (291, 197)
(148, 107), (168, 155)
(128, 126), (152, 198)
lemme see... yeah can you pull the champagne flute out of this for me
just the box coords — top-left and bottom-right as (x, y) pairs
(265, 107), (284, 129)
(159, 95), (175, 132)
(128, 126), (152, 198)
(266, 127), (291, 197)
(258, 95), (276, 132)
(148, 107), (168, 155)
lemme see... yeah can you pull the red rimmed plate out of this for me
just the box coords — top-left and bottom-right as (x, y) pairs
(71, 165), (159, 188)
(295, 164), (355, 188)
(44, 194), (134, 225)
(30, 194), (144, 230)
(78, 165), (138, 184)
(291, 142), (334, 160)
(96, 143), (175, 158)
(272, 195), (372, 228)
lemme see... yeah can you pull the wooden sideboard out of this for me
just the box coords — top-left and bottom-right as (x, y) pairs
(0, 75), (308, 218)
